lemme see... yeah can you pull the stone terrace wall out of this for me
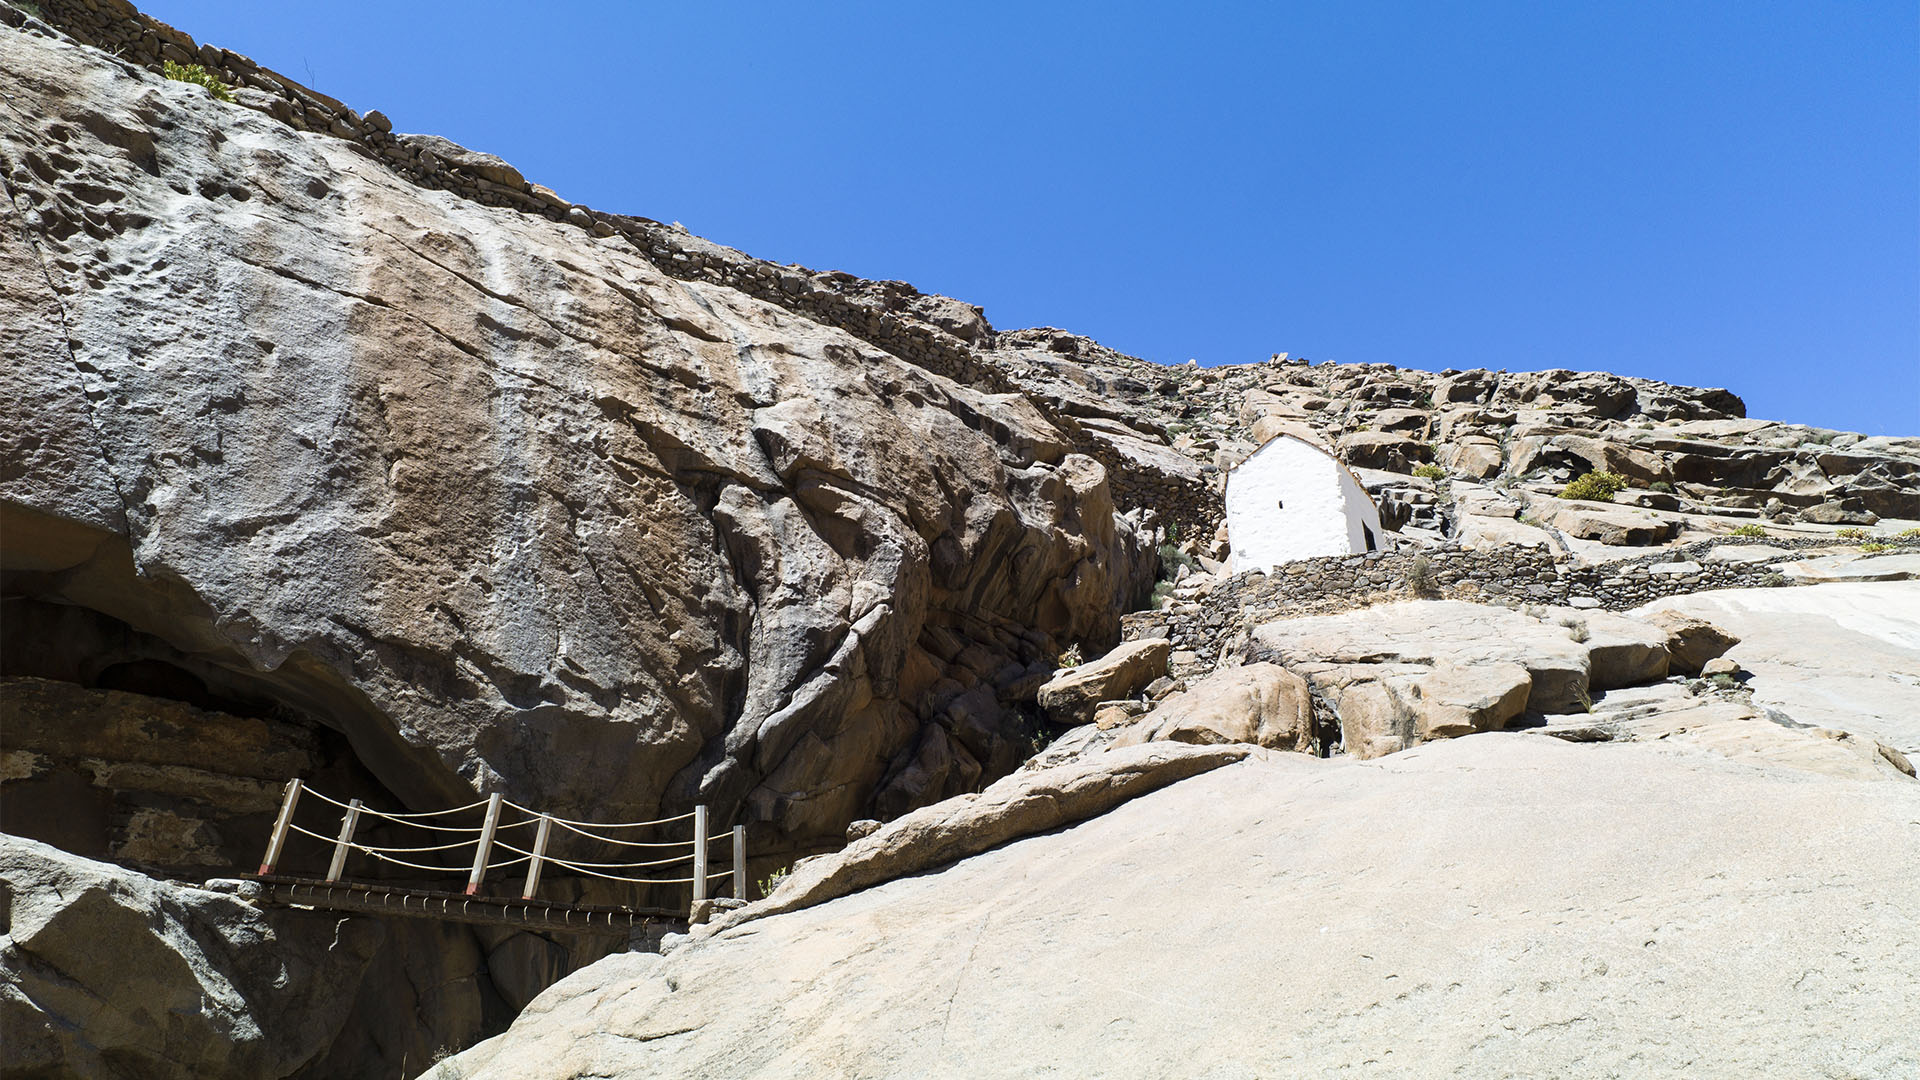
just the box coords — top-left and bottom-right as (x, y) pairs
(1123, 535), (1916, 672)
(14, 0), (1222, 540)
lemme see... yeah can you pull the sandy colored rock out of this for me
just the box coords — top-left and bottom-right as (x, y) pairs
(1542, 607), (1673, 688)
(1034, 638), (1171, 724)
(1538, 499), (1683, 545)
(1337, 429), (1432, 472)
(1111, 661), (1313, 752)
(1441, 436), (1503, 479)
(1249, 600), (1696, 758)
(1643, 610), (1741, 674)
(708, 740), (1251, 930)
(1636, 582), (1920, 754)
(430, 736), (1920, 1080)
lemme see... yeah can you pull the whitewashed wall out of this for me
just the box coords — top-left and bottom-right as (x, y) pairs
(1226, 436), (1385, 573)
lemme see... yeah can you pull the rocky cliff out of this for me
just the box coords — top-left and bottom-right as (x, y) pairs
(3, 3), (1918, 1078)
(0, 10), (1156, 862)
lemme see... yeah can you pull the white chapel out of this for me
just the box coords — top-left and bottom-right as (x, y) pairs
(1225, 433), (1387, 574)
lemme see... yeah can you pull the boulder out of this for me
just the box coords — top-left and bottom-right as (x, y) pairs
(1035, 639), (1172, 724)
(397, 132), (527, 188)
(1538, 500), (1682, 546)
(1642, 610), (1741, 675)
(1543, 608), (1673, 688)
(1441, 437), (1503, 479)
(1325, 660), (1534, 756)
(1112, 662), (1313, 753)
(1338, 430), (1433, 472)
(1249, 600), (1690, 758)
(0, 834), (377, 1080)
(709, 741), (1252, 930)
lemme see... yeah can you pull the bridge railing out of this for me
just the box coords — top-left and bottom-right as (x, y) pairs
(256, 780), (746, 909)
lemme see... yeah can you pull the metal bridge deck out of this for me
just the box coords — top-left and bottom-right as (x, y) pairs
(248, 874), (681, 937)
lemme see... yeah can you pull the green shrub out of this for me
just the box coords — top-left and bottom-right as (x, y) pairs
(1898, 527), (1920, 540)
(1861, 542), (1892, 553)
(1648, 481), (1675, 493)
(1158, 543), (1197, 581)
(1404, 555), (1438, 597)
(1729, 524), (1767, 538)
(1055, 642), (1084, 668)
(756, 865), (790, 899)
(1411, 463), (1446, 481)
(1835, 527), (1870, 541)
(162, 60), (234, 102)
(1558, 471), (1628, 502)
(1761, 572), (1788, 588)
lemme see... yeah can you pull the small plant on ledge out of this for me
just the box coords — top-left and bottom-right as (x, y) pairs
(1558, 471), (1627, 502)
(1729, 523), (1768, 538)
(1412, 463), (1446, 481)
(162, 60), (235, 102)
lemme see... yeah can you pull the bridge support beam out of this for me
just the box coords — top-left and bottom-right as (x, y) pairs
(258, 778), (302, 875)
(692, 805), (708, 906)
(467, 792), (503, 896)
(733, 824), (747, 900)
(522, 814), (552, 900)
(325, 798), (363, 882)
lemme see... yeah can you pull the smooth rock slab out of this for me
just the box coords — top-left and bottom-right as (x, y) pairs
(1777, 552), (1920, 583)
(1636, 581), (1920, 754)
(431, 736), (1920, 1080)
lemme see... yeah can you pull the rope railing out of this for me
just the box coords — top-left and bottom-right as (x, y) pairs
(255, 779), (749, 914)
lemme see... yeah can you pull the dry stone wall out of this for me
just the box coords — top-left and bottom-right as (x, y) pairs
(1124, 535), (1917, 672)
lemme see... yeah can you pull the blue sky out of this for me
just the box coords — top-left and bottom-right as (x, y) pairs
(144, 1), (1918, 434)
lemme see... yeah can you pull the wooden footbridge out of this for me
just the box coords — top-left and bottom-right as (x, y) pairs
(244, 780), (747, 937)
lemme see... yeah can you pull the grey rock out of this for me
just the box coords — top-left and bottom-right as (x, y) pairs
(0, 27), (1154, 854)
(429, 736), (1920, 1080)
(0, 834), (376, 1079)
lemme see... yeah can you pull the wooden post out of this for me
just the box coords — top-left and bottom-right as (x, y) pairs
(258, 778), (303, 875)
(521, 814), (552, 900)
(691, 805), (708, 905)
(732, 824), (747, 901)
(467, 792), (504, 896)
(325, 798), (363, 882)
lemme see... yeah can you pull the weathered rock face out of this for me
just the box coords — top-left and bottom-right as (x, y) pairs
(0, 832), (617, 1079)
(1636, 582), (1920, 755)
(429, 735), (1920, 1080)
(0, 833), (376, 1079)
(712, 740), (1251, 932)
(0, 25), (1154, 856)
(1110, 661), (1313, 752)
(1249, 600), (1677, 758)
(1032, 637), (1170, 725)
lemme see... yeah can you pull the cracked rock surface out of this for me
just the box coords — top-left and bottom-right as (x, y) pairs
(0, 25), (1152, 851)
(428, 735), (1920, 1079)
